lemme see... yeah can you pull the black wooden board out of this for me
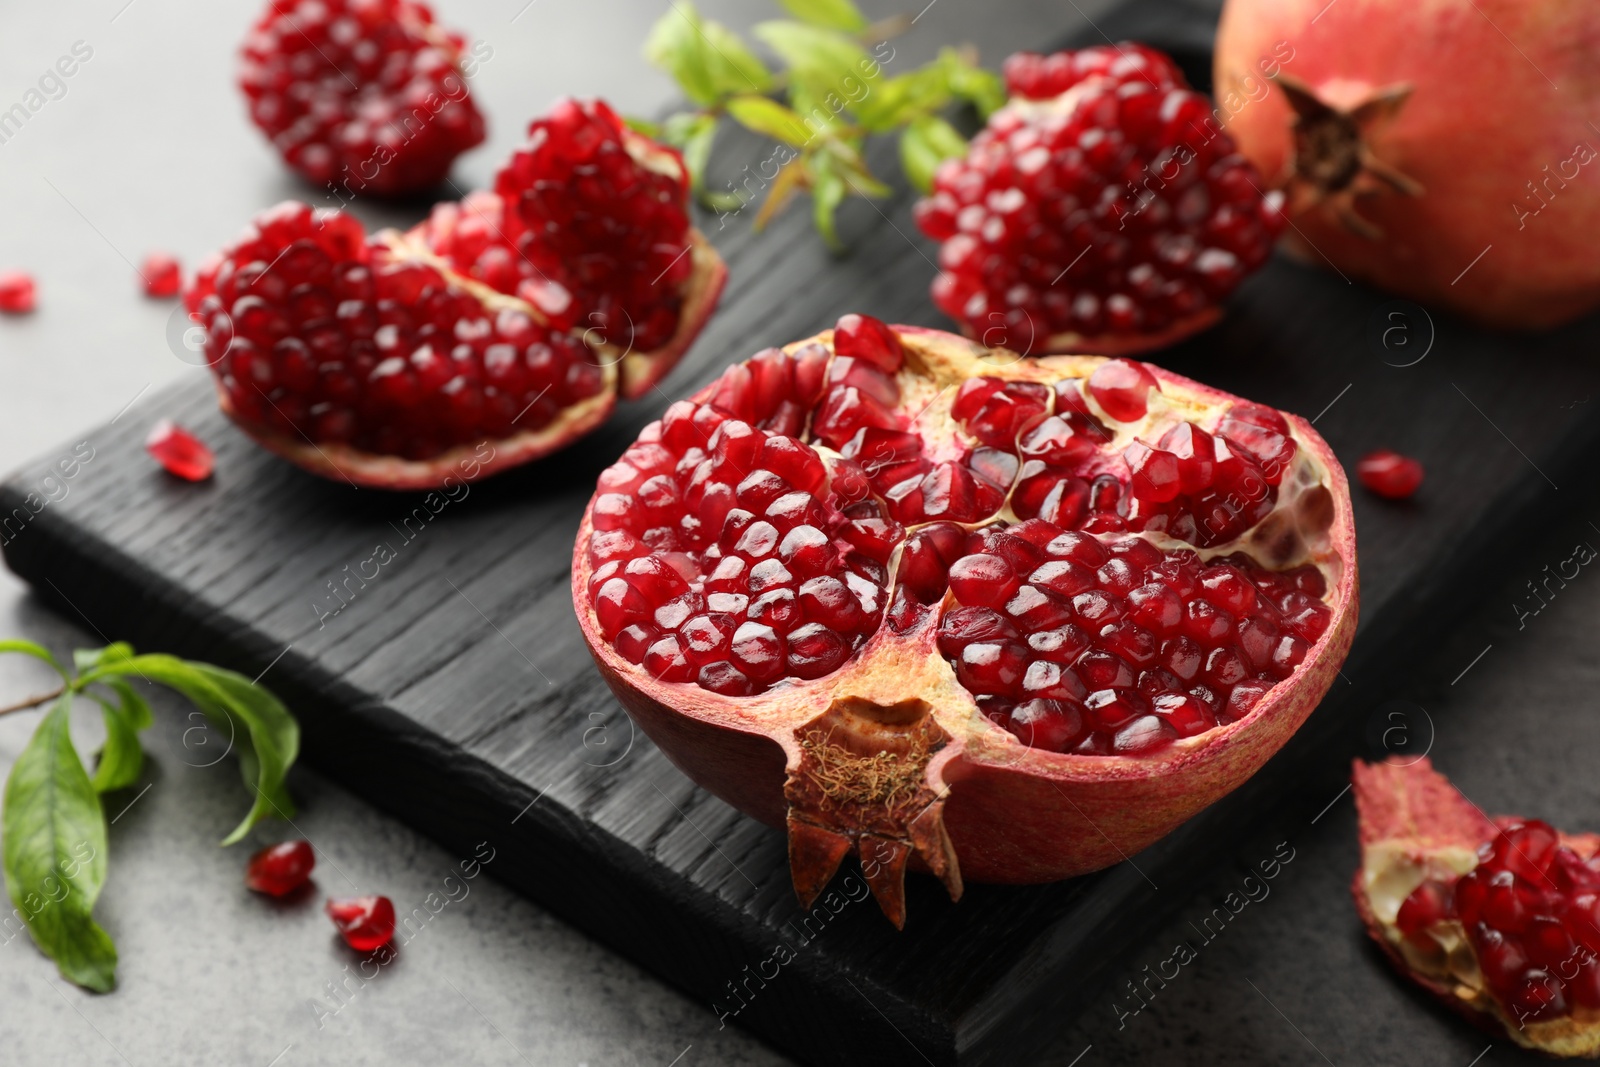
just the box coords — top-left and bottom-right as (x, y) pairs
(7, 4), (1600, 1063)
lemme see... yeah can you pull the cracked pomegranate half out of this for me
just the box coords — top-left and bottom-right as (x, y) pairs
(186, 102), (725, 489)
(573, 317), (1357, 925)
(915, 43), (1285, 356)
(1355, 758), (1600, 1057)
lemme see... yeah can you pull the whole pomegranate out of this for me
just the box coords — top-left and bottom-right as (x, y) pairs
(186, 100), (725, 489)
(1216, 0), (1600, 330)
(573, 316), (1357, 925)
(1355, 758), (1600, 1056)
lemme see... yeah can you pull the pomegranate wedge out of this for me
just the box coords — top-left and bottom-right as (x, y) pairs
(1355, 758), (1600, 1056)
(574, 319), (1357, 925)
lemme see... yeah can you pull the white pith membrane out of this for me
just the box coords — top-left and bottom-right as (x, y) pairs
(577, 327), (1356, 924)
(1356, 759), (1600, 1057)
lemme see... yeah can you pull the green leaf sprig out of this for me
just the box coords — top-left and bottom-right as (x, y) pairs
(0, 640), (300, 992)
(635, 0), (1003, 249)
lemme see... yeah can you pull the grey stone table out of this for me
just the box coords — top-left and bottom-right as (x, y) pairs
(0, 0), (1587, 1063)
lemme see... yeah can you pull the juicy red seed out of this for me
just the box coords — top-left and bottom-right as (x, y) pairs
(146, 420), (215, 481)
(948, 554), (1019, 608)
(325, 895), (396, 952)
(0, 270), (37, 313)
(1006, 699), (1086, 752)
(1356, 449), (1424, 500)
(142, 253), (182, 298)
(245, 840), (315, 897)
(1088, 361), (1159, 422)
(1395, 880), (1450, 937)
(832, 313), (904, 373)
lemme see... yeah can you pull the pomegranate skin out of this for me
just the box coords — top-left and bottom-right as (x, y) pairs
(1216, 0), (1600, 330)
(573, 327), (1358, 903)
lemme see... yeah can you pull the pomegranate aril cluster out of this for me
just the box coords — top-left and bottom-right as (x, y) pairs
(239, 0), (485, 196)
(915, 42), (1284, 351)
(931, 524), (1328, 754)
(187, 202), (599, 459)
(586, 340), (893, 697)
(444, 98), (692, 353)
(1398, 821), (1600, 1022)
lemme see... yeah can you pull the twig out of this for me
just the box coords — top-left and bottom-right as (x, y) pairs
(0, 686), (66, 718)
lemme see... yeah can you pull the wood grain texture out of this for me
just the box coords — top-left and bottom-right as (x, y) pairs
(6, 4), (1600, 1062)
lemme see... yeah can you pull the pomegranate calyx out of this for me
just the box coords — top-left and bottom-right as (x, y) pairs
(785, 697), (963, 928)
(1276, 74), (1423, 240)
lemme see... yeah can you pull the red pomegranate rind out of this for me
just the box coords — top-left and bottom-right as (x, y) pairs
(239, 0), (486, 197)
(915, 43), (1284, 356)
(185, 201), (619, 490)
(1354, 757), (1600, 1057)
(574, 320), (1357, 924)
(414, 100), (727, 400)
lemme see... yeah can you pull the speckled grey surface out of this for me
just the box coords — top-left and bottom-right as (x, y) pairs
(0, 0), (1590, 1064)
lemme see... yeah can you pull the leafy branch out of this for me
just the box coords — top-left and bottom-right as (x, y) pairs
(632, 0), (1003, 249)
(0, 639), (300, 992)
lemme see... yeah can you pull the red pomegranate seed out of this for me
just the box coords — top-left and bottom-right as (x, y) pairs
(1087, 360), (1158, 422)
(1356, 449), (1424, 499)
(245, 840), (315, 896)
(0, 270), (36, 313)
(832, 313), (904, 373)
(146, 420), (215, 481)
(325, 895), (396, 952)
(141, 253), (182, 298)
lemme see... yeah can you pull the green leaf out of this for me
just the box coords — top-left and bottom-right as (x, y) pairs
(939, 47), (1007, 117)
(852, 66), (950, 132)
(644, 4), (721, 106)
(677, 115), (719, 195)
(900, 114), (968, 193)
(810, 152), (847, 252)
(0, 640), (65, 676)
(754, 21), (872, 105)
(701, 20), (773, 96)
(81, 656), (299, 845)
(623, 115), (663, 138)
(72, 644), (134, 675)
(775, 0), (866, 32)
(726, 95), (812, 146)
(88, 682), (150, 794)
(3, 694), (115, 992)
(645, 4), (771, 106)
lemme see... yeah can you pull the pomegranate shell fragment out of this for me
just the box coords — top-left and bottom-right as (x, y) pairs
(574, 318), (1357, 926)
(1354, 757), (1600, 1057)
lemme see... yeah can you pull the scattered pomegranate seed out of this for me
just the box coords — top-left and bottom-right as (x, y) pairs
(141, 253), (182, 298)
(1356, 449), (1423, 499)
(0, 270), (36, 314)
(145, 420), (215, 481)
(245, 840), (315, 896)
(325, 895), (396, 952)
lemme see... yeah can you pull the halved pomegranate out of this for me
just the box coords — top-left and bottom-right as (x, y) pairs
(187, 101), (725, 490)
(915, 44), (1285, 356)
(573, 317), (1357, 925)
(1355, 758), (1600, 1057)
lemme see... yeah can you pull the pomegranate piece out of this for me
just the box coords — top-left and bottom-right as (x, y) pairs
(145, 420), (215, 482)
(239, 0), (485, 197)
(416, 98), (725, 396)
(185, 130), (724, 490)
(325, 895), (396, 951)
(245, 839), (315, 896)
(1217, 0), (1600, 332)
(1356, 449), (1423, 500)
(141, 253), (182, 298)
(1354, 758), (1600, 1055)
(915, 42), (1284, 355)
(575, 320), (1357, 926)
(0, 270), (36, 313)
